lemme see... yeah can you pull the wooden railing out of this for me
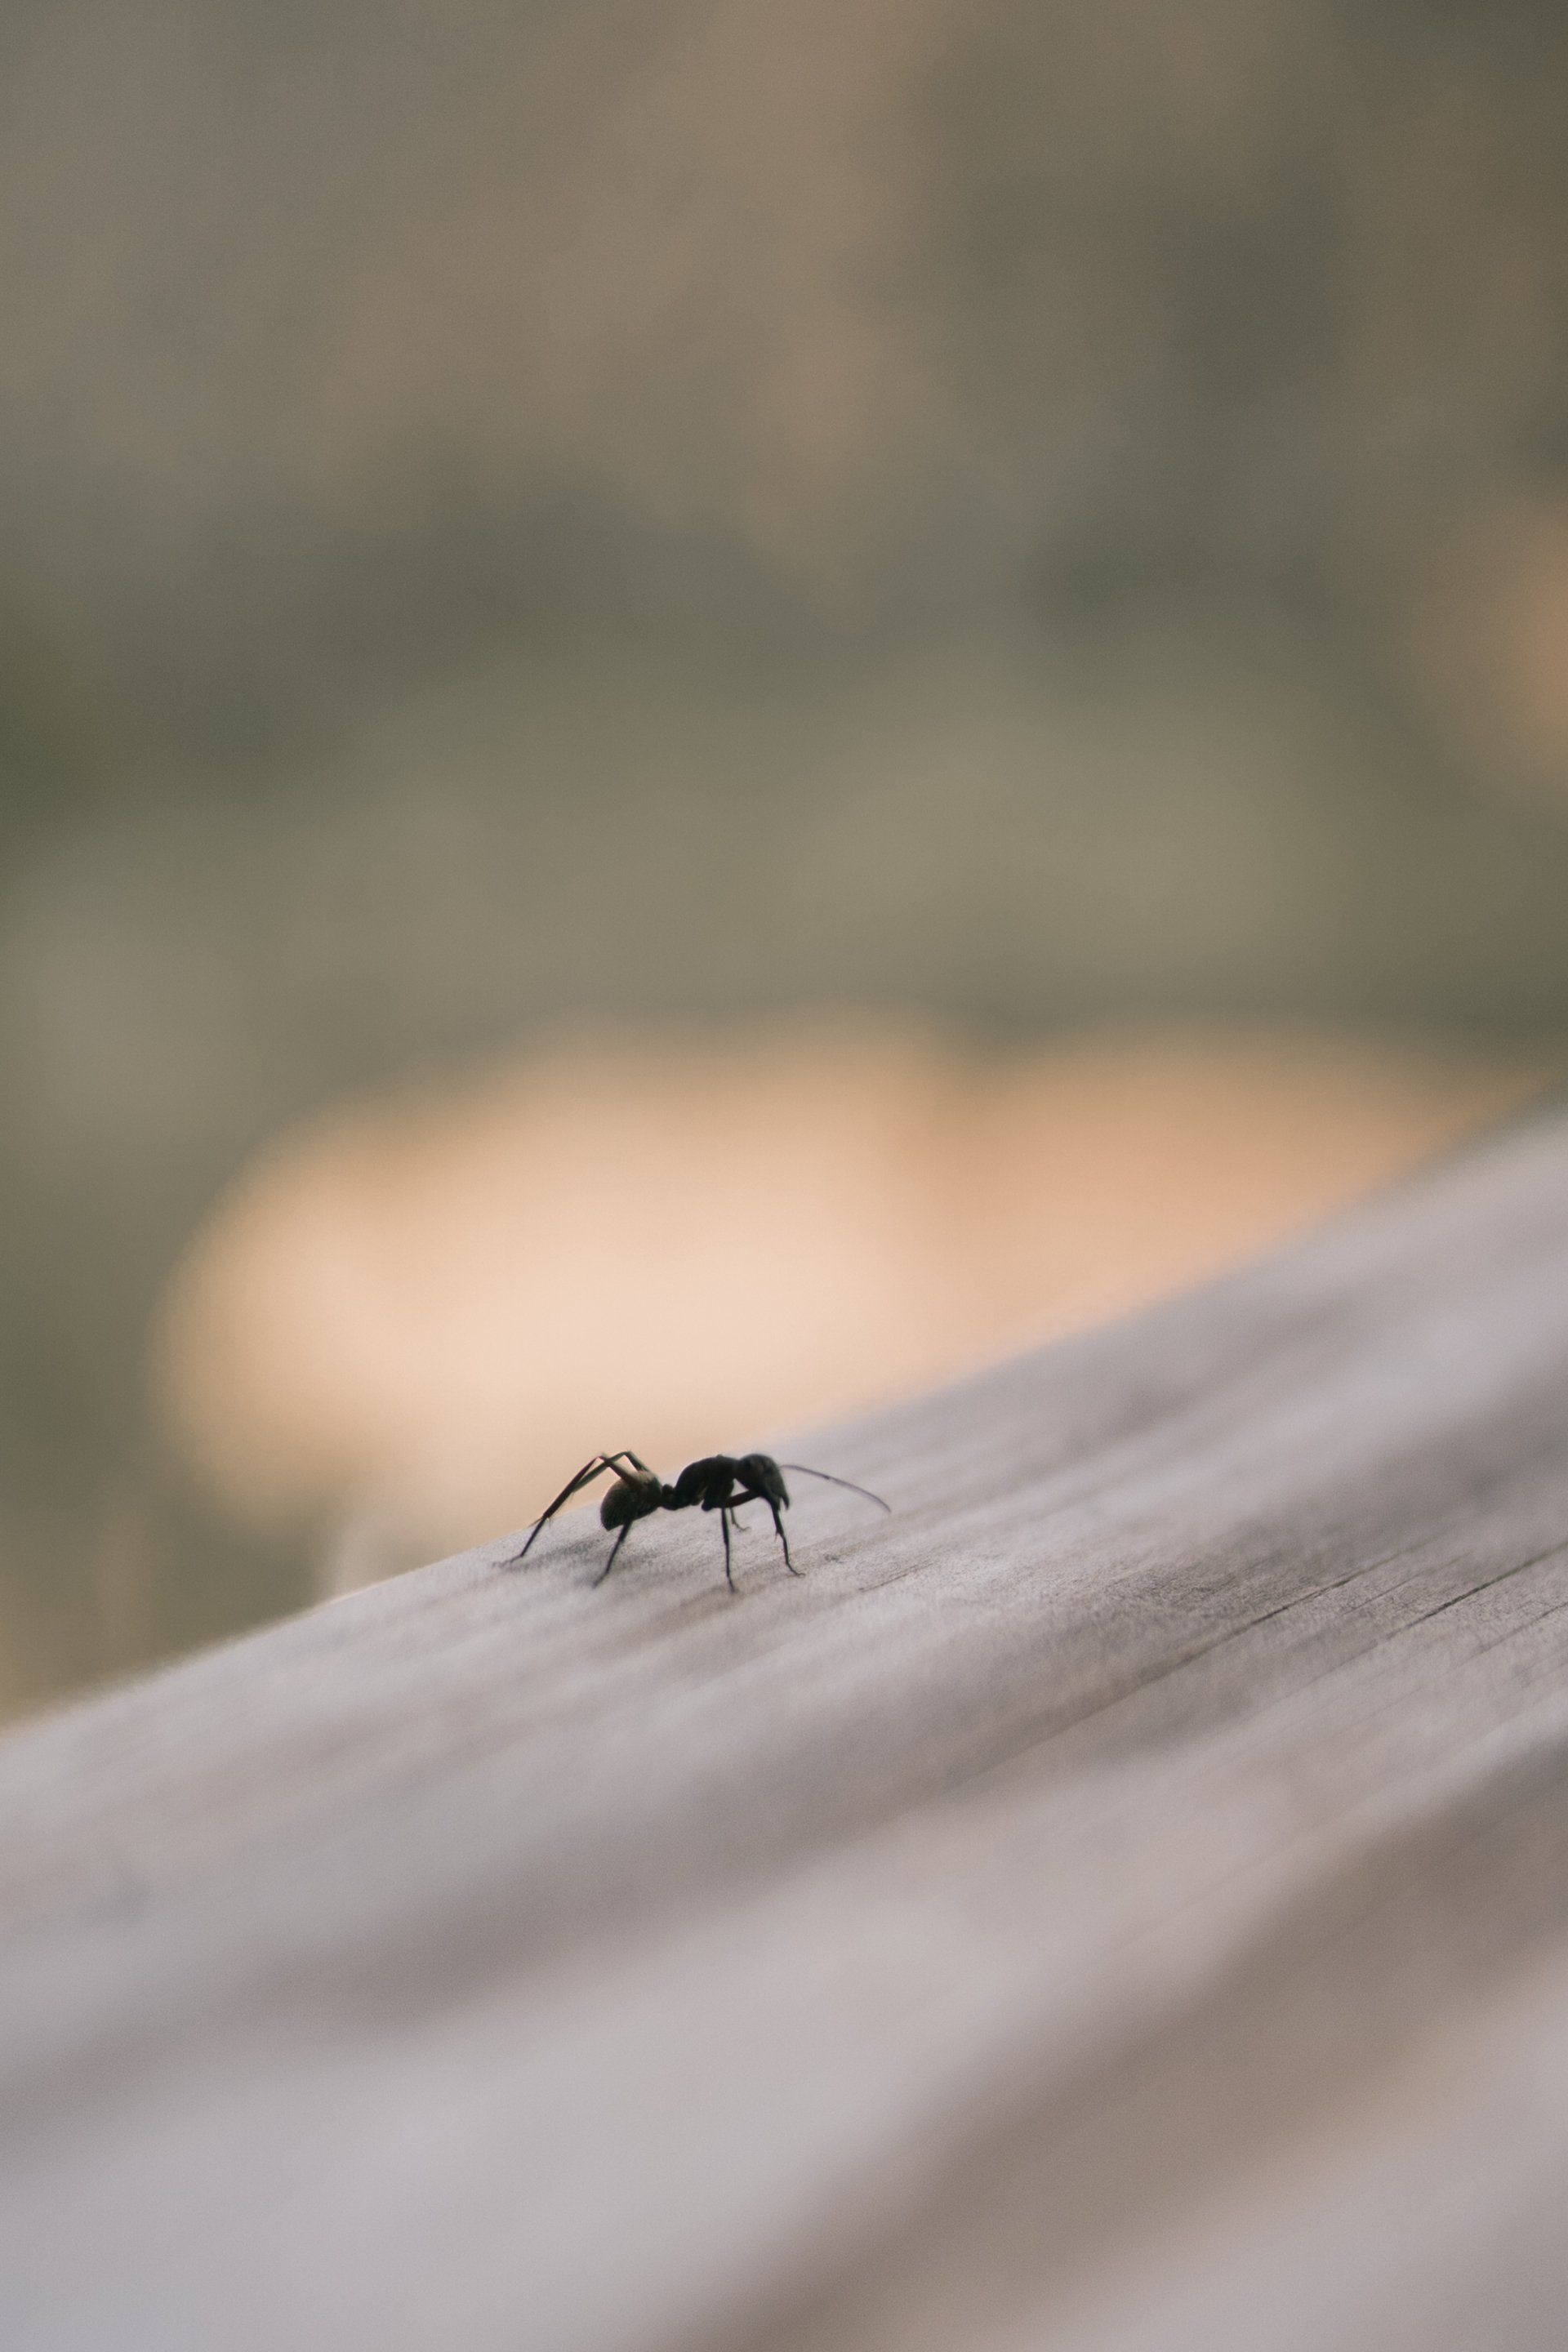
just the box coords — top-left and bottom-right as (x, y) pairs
(5, 1105), (1568, 2349)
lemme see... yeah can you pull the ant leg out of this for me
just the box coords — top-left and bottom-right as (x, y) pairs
(506, 1455), (617, 1565)
(730, 1480), (797, 1576)
(720, 1510), (737, 1595)
(768, 1499), (801, 1575)
(593, 1525), (631, 1586)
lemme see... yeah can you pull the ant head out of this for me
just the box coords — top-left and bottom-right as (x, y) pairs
(737, 1453), (787, 1502)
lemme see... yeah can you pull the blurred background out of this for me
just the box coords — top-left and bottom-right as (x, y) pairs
(2, 0), (1566, 1718)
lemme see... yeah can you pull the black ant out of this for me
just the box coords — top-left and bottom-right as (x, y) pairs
(502, 1450), (889, 1592)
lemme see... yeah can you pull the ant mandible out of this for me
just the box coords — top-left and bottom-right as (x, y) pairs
(502, 1450), (889, 1592)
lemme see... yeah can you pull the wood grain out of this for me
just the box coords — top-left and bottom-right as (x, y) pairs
(6, 1107), (1568, 2350)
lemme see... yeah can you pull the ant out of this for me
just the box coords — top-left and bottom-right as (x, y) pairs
(502, 1450), (889, 1592)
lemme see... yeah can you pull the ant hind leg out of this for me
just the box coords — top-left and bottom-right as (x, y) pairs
(508, 1454), (618, 1566)
(593, 1525), (631, 1586)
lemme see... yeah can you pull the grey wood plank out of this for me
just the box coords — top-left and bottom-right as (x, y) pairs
(4, 1109), (1568, 2351)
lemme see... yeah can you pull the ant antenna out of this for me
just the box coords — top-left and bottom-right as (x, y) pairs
(777, 1466), (891, 1512)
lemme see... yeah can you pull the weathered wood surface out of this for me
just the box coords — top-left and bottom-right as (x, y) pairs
(7, 1109), (1568, 2350)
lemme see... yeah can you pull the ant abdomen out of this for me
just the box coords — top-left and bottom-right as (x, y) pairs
(600, 1472), (661, 1530)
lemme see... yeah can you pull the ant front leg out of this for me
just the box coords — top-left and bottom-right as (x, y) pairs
(760, 1492), (799, 1574)
(719, 1508), (737, 1595)
(732, 1477), (800, 1575)
(769, 1498), (800, 1574)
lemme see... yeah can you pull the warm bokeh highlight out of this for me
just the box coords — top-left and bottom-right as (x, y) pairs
(152, 1027), (1552, 1592)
